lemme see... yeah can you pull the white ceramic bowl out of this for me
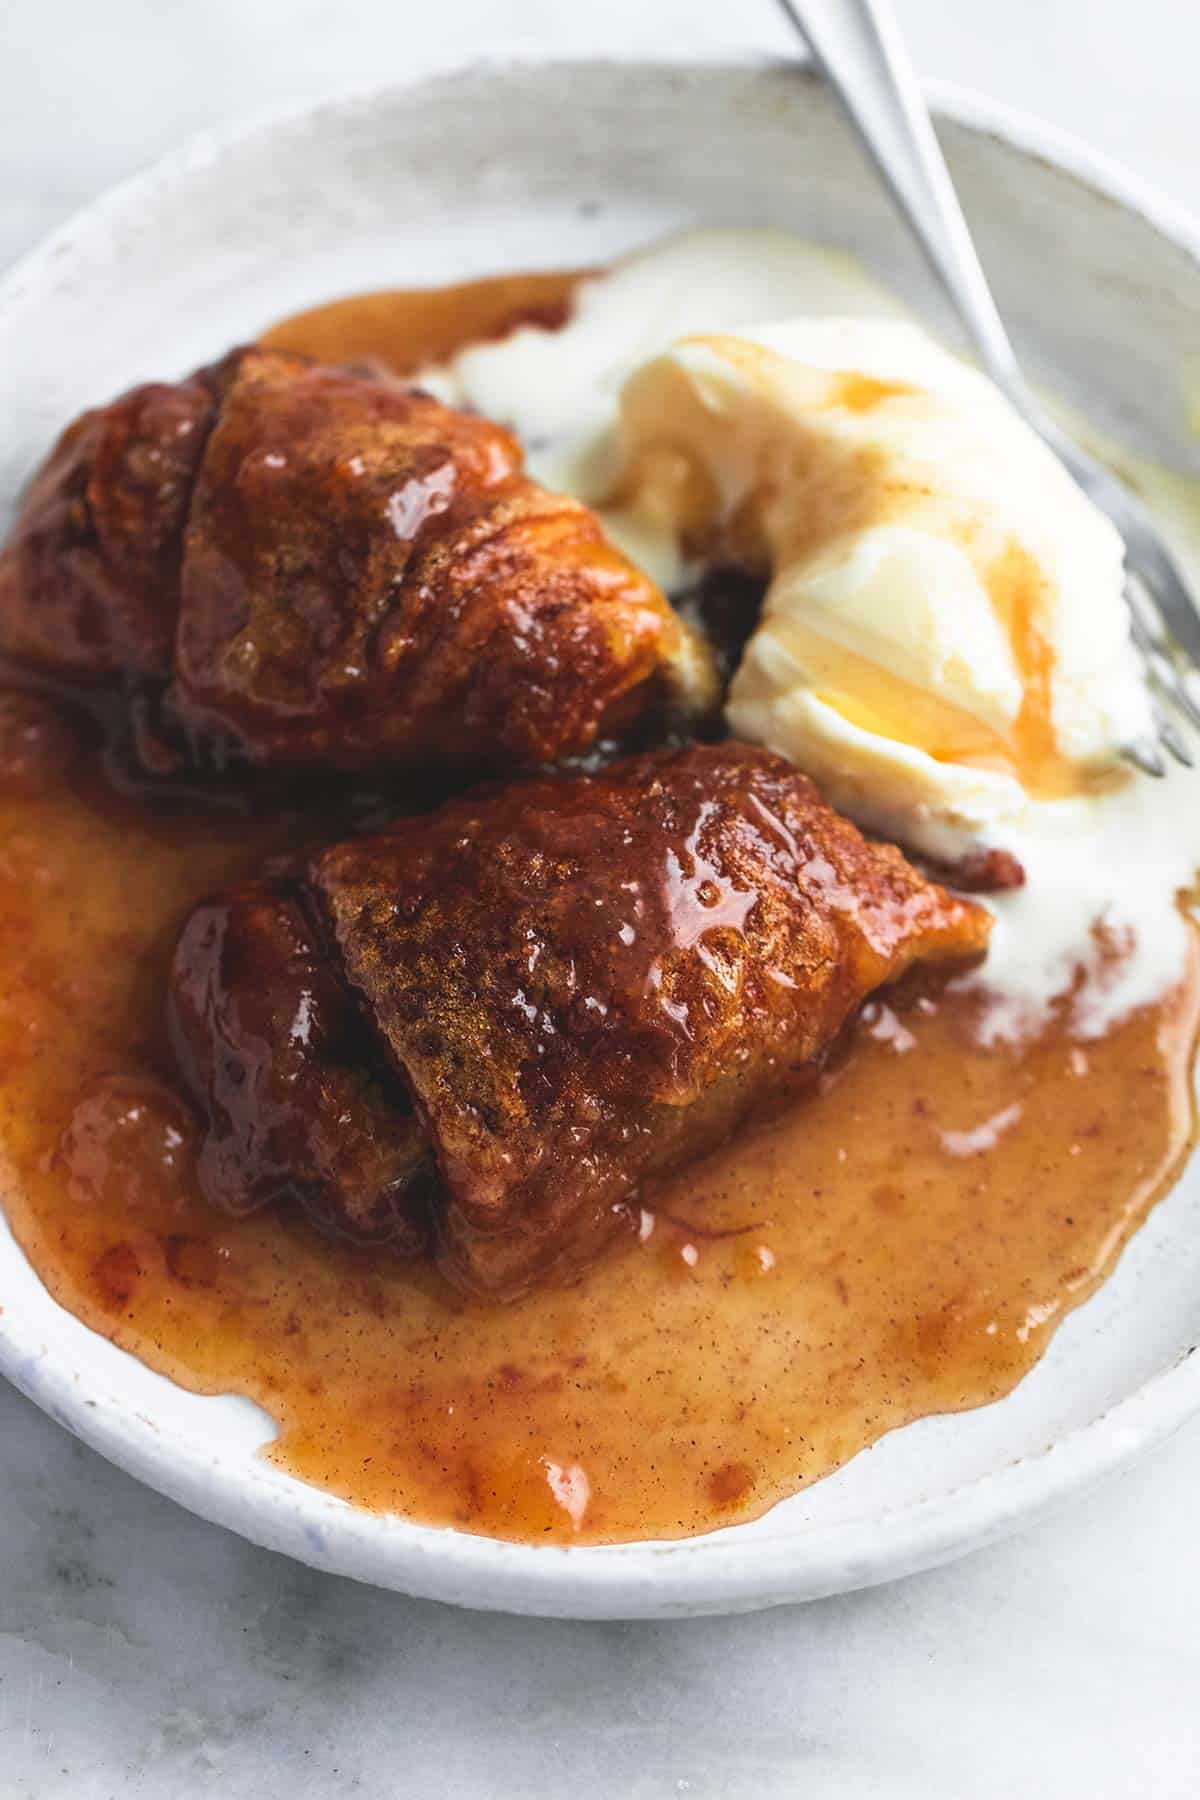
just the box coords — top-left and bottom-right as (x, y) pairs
(2, 59), (1199, 1619)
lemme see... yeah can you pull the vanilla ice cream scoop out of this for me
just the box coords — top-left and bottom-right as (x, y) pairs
(615, 318), (1153, 856)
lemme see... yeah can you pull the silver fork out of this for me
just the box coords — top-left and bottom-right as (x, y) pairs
(775, 0), (1200, 776)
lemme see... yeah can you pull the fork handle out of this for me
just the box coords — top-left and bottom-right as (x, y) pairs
(775, 0), (1026, 402)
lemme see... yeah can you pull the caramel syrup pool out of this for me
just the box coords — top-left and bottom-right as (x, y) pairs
(0, 269), (1195, 1545)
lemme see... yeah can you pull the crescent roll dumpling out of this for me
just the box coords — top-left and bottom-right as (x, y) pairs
(169, 742), (990, 1297)
(1, 348), (715, 773)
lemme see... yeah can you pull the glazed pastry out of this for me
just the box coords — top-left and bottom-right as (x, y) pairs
(169, 741), (990, 1296)
(0, 348), (714, 772)
(169, 877), (431, 1254)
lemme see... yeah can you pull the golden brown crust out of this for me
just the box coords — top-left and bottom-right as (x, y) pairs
(1, 347), (710, 773)
(167, 876), (429, 1250)
(0, 372), (217, 682)
(311, 742), (990, 1294)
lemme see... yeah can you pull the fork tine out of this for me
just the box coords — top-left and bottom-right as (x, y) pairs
(1124, 737), (1168, 778)
(1165, 670), (1200, 734)
(1149, 702), (1195, 767)
(1128, 596), (1200, 733)
(1159, 659), (1200, 733)
(1129, 534), (1200, 668)
(1125, 575), (1162, 640)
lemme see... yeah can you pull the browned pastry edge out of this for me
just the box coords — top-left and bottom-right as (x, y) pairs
(167, 874), (429, 1254)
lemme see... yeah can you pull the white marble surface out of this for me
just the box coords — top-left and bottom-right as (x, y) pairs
(3, 2), (1200, 1793)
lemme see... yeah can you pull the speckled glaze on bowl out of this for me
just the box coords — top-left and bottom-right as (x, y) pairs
(2, 59), (1199, 1619)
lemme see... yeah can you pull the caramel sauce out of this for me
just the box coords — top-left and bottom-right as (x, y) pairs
(0, 271), (1197, 1546)
(261, 268), (586, 376)
(826, 372), (914, 413)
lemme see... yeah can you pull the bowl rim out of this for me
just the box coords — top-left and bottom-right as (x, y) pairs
(3, 54), (1200, 1617)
